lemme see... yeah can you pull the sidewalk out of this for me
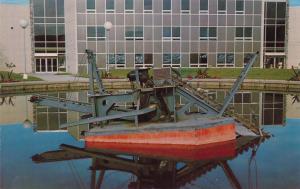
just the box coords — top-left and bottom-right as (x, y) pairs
(30, 73), (88, 82)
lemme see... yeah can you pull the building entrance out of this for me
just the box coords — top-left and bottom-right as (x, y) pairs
(35, 57), (58, 73)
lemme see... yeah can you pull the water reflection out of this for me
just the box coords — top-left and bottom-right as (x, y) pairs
(28, 91), (292, 139)
(1, 91), (300, 189)
(32, 136), (267, 189)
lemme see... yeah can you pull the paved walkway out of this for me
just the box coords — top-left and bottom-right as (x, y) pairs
(30, 73), (88, 82)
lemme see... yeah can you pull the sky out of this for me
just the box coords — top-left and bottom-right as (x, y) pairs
(0, 0), (300, 6)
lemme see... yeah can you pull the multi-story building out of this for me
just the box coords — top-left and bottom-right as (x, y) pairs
(2, 0), (299, 74)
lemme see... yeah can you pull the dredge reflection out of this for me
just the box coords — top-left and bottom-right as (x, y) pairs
(32, 136), (267, 189)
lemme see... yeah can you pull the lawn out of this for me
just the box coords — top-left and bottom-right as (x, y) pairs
(0, 71), (42, 83)
(79, 68), (295, 80)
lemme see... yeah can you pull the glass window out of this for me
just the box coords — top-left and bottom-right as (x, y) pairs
(144, 54), (153, 65)
(135, 27), (144, 39)
(125, 26), (134, 39)
(199, 54), (208, 65)
(200, 27), (208, 38)
(97, 26), (105, 40)
(244, 53), (253, 65)
(135, 54), (144, 64)
(46, 24), (57, 41)
(163, 54), (180, 67)
(87, 0), (95, 10)
(181, 0), (190, 11)
(45, 0), (56, 17)
(57, 24), (65, 41)
(87, 26), (96, 40)
(218, 0), (226, 12)
(125, 0), (134, 11)
(226, 54), (234, 64)
(108, 54), (115, 64)
(245, 27), (252, 38)
(163, 0), (171, 11)
(200, 27), (216, 40)
(33, 0), (44, 17)
(236, 27), (243, 38)
(217, 53), (225, 64)
(172, 27), (180, 38)
(163, 27), (172, 38)
(190, 54), (198, 64)
(163, 54), (172, 64)
(116, 54), (125, 65)
(34, 24), (45, 41)
(277, 2), (286, 19)
(144, 0), (152, 11)
(236, 0), (244, 13)
(209, 27), (216, 38)
(200, 0), (208, 11)
(172, 54), (181, 66)
(57, 0), (64, 17)
(266, 2), (276, 18)
(106, 0), (114, 11)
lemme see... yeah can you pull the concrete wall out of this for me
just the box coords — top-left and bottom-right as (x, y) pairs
(0, 4), (32, 73)
(287, 6), (300, 68)
(65, 0), (78, 74)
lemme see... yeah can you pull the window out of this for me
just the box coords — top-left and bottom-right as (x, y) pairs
(33, 0), (44, 17)
(87, 0), (95, 11)
(135, 27), (144, 39)
(235, 27), (252, 40)
(57, 0), (64, 17)
(125, 0), (134, 12)
(163, 0), (171, 12)
(135, 54), (144, 66)
(218, 0), (226, 13)
(217, 53), (234, 67)
(163, 27), (180, 40)
(108, 54), (125, 68)
(199, 27), (217, 40)
(244, 53), (253, 66)
(190, 53), (208, 67)
(87, 26), (106, 40)
(96, 26), (105, 40)
(144, 54), (153, 66)
(125, 27), (143, 40)
(163, 54), (181, 67)
(144, 0), (152, 12)
(200, 0), (208, 13)
(106, 0), (114, 12)
(181, 0), (190, 13)
(236, 0), (244, 14)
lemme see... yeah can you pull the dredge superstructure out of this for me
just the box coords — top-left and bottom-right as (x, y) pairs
(31, 50), (262, 145)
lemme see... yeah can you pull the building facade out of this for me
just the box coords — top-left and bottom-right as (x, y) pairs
(29, 0), (294, 74)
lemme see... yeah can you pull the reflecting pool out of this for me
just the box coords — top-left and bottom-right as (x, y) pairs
(0, 91), (300, 189)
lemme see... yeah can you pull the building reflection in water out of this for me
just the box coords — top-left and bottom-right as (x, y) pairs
(32, 135), (267, 189)
(32, 90), (287, 137)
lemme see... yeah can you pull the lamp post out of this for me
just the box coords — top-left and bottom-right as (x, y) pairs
(19, 19), (29, 79)
(104, 21), (112, 73)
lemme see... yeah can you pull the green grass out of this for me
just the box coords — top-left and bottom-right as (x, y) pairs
(0, 71), (42, 83)
(179, 68), (295, 80)
(79, 68), (295, 80)
(55, 72), (72, 75)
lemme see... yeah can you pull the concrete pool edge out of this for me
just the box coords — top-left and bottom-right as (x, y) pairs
(0, 78), (300, 95)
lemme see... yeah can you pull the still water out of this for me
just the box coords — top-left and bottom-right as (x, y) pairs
(0, 91), (300, 189)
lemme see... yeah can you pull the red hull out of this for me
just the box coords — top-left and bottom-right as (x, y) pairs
(85, 139), (237, 161)
(84, 123), (236, 145)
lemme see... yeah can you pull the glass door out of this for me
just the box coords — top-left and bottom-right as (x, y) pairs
(35, 57), (58, 73)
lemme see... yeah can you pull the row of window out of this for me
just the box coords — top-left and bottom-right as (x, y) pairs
(86, 26), (253, 41)
(87, 0), (246, 14)
(98, 53), (253, 68)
